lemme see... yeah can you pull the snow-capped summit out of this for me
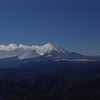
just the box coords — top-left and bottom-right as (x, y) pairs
(36, 43), (66, 55)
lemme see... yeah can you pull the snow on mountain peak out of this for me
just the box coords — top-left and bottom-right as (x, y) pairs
(36, 43), (57, 55)
(36, 43), (66, 55)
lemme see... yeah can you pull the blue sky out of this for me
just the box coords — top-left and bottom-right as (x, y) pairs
(0, 0), (100, 55)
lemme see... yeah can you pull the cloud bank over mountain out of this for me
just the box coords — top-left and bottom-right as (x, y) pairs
(0, 43), (61, 55)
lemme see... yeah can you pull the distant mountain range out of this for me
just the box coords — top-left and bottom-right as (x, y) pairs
(0, 43), (100, 61)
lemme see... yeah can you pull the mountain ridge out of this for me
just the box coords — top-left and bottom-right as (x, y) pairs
(0, 43), (100, 61)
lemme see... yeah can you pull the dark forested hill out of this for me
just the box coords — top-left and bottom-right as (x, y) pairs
(0, 61), (100, 99)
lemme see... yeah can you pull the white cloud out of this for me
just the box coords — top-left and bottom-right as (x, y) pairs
(0, 44), (17, 51)
(0, 44), (37, 51)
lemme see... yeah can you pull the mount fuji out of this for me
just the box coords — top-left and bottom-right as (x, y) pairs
(0, 43), (100, 61)
(18, 43), (67, 59)
(18, 43), (84, 60)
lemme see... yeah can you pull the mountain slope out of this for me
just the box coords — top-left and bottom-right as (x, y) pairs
(18, 43), (85, 60)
